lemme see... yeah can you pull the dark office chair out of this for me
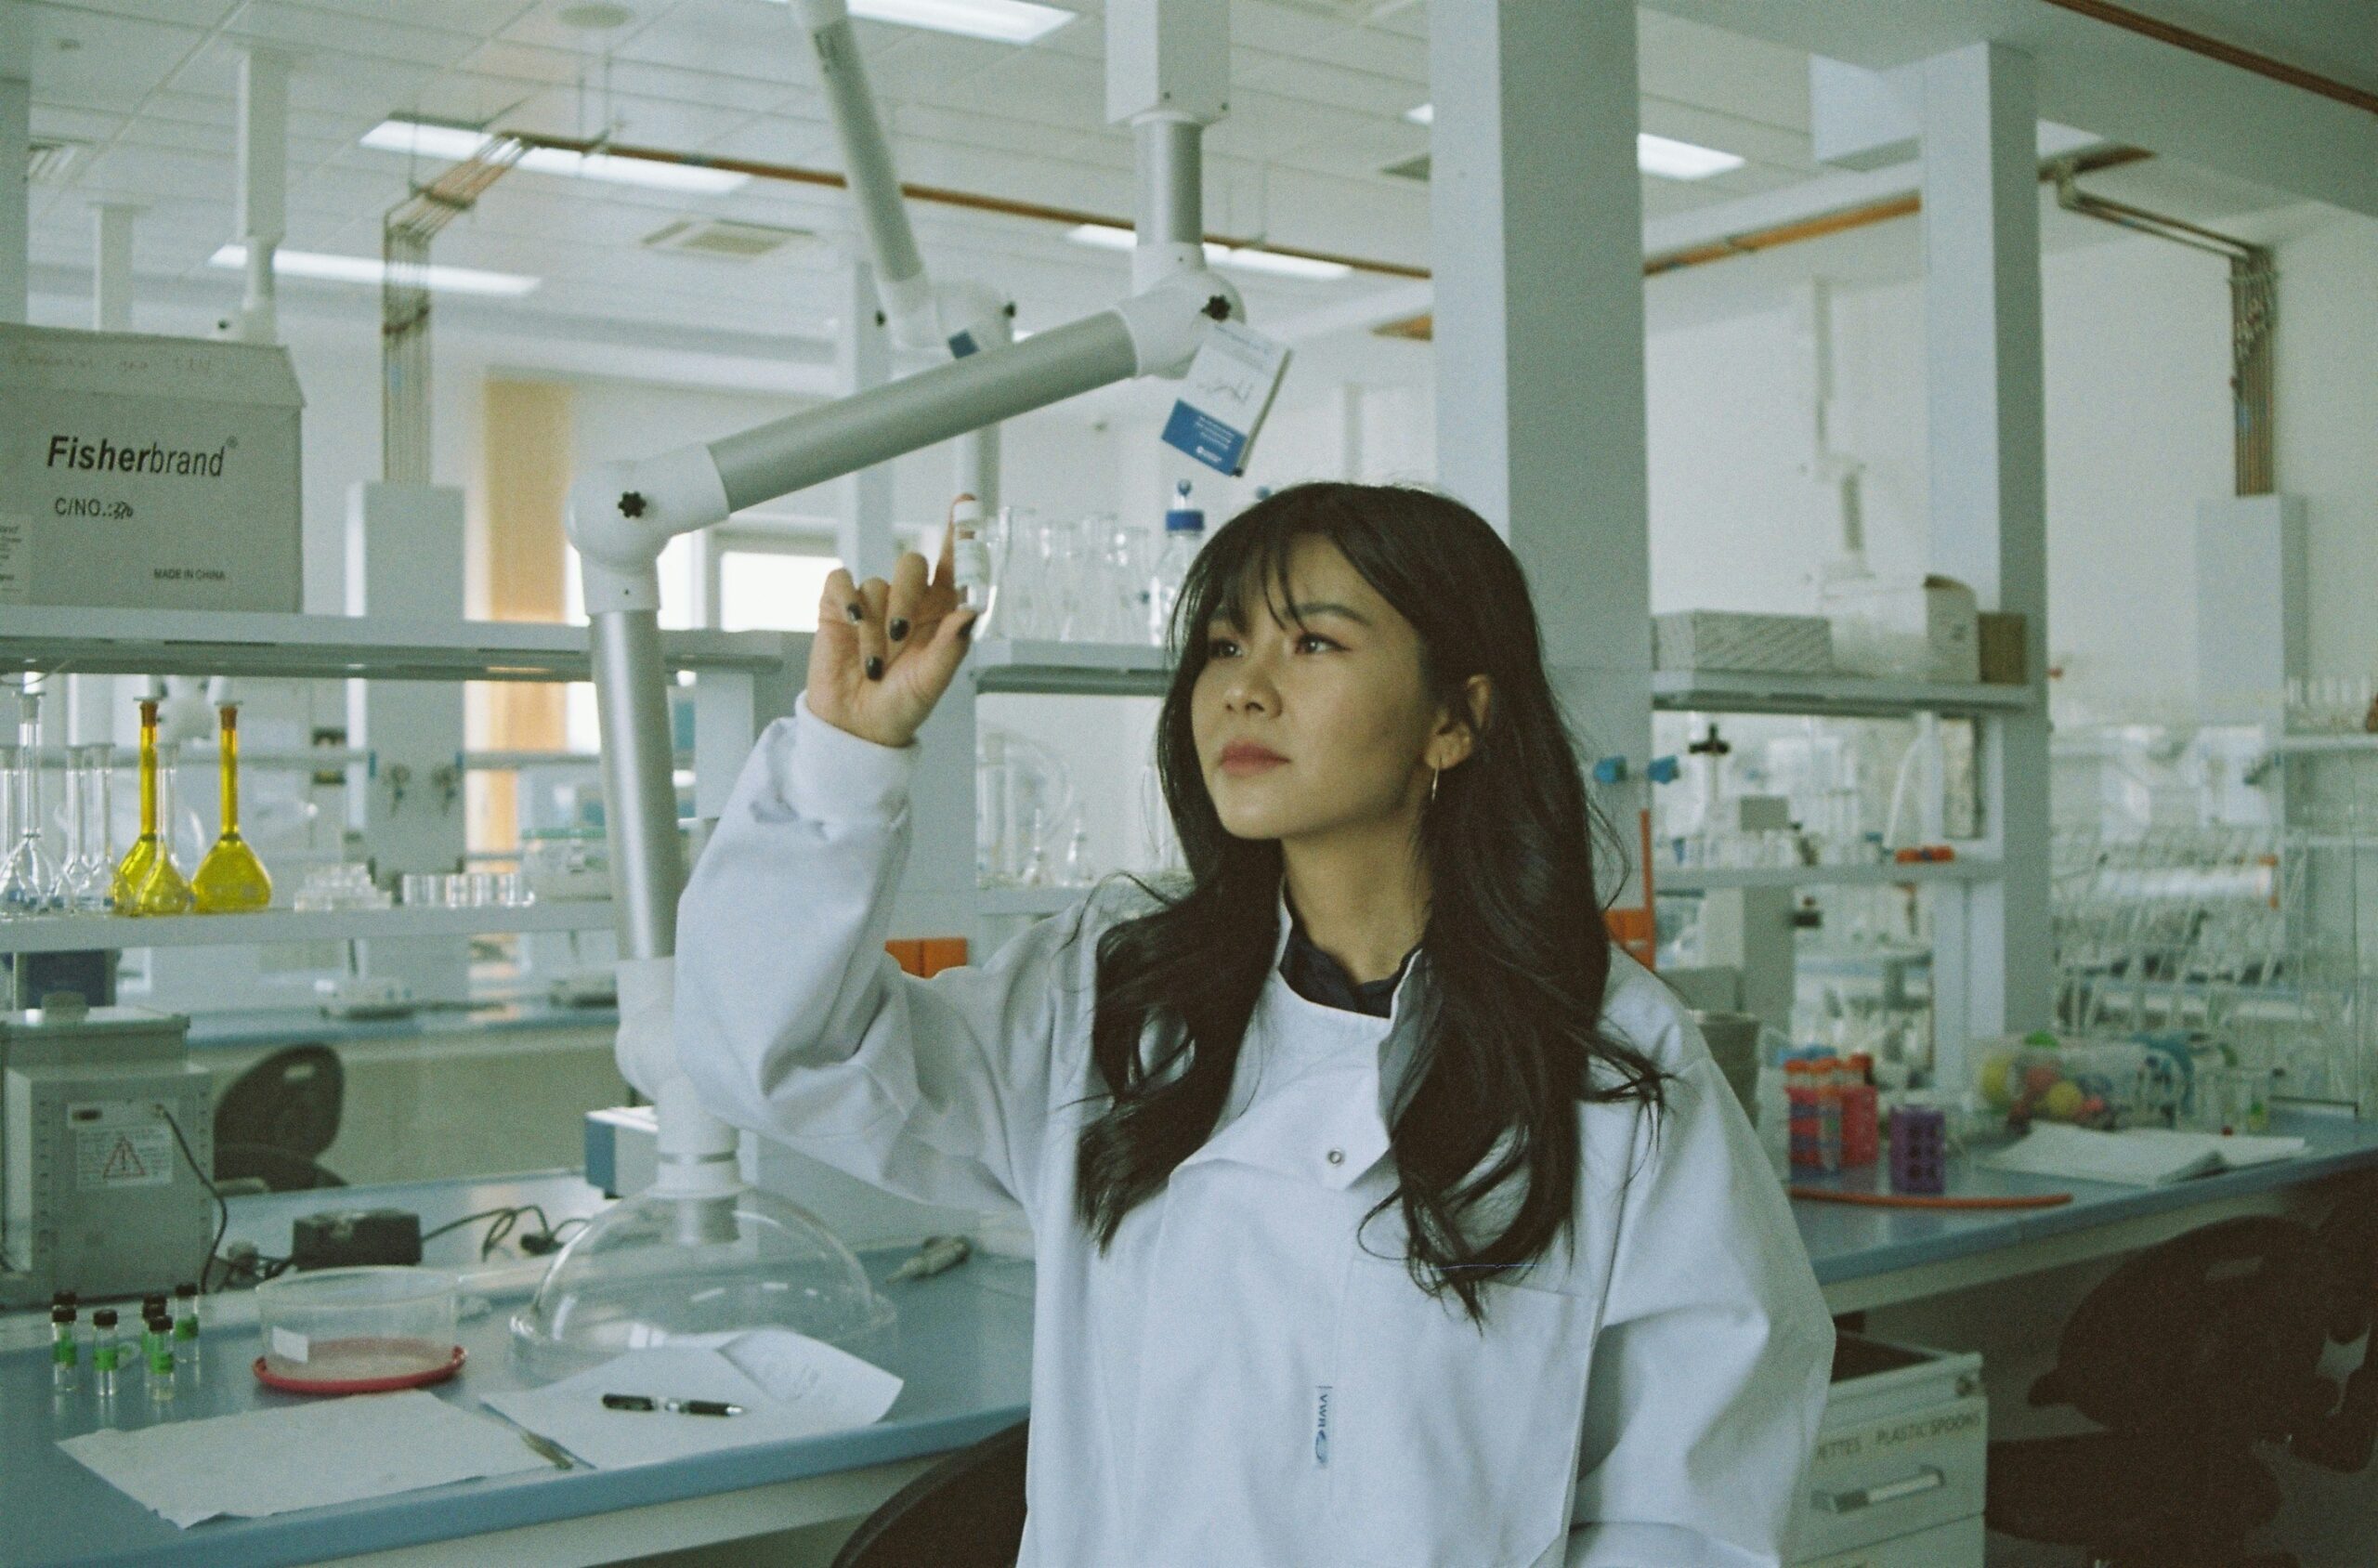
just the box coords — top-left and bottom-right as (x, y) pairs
(2292, 1172), (2378, 1473)
(831, 1418), (1028, 1568)
(1985, 1214), (2340, 1568)
(213, 1044), (347, 1193)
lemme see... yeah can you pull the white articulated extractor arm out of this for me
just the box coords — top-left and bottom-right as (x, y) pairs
(569, 0), (1235, 1200)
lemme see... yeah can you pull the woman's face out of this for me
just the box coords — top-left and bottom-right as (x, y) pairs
(1190, 534), (1451, 844)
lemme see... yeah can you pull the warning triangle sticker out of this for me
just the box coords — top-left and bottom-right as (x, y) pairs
(100, 1137), (147, 1182)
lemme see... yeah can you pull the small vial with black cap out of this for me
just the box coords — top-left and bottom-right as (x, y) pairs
(91, 1308), (122, 1402)
(174, 1282), (200, 1343)
(50, 1302), (79, 1393)
(145, 1311), (176, 1402)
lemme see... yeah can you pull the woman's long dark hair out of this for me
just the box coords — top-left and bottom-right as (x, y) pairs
(1070, 482), (1671, 1326)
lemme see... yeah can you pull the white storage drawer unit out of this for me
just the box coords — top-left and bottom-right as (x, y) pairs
(1790, 1334), (1987, 1568)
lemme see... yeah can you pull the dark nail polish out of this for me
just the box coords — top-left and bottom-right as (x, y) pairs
(889, 618), (909, 641)
(846, 601), (864, 621)
(957, 616), (974, 642)
(866, 656), (883, 681)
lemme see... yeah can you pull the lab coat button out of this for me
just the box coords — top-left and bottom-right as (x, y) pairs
(1326, 1148), (1344, 1165)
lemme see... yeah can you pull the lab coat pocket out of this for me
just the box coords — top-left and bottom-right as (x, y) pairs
(1328, 1253), (1595, 1568)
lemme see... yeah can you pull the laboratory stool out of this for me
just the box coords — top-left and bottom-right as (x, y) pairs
(1984, 1213), (2335, 1567)
(214, 1043), (346, 1192)
(830, 1417), (1028, 1568)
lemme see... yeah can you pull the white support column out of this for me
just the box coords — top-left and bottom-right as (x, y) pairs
(834, 259), (896, 582)
(0, 75), (28, 325)
(1429, 0), (1652, 894)
(91, 203), (138, 333)
(1920, 43), (2054, 1078)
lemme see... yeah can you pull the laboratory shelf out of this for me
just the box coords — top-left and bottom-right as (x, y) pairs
(1654, 858), (2001, 892)
(977, 884), (1093, 917)
(968, 637), (1172, 697)
(2269, 734), (2378, 752)
(1650, 668), (2036, 718)
(0, 900), (617, 955)
(0, 607), (796, 685)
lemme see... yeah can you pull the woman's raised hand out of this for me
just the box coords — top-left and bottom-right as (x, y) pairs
(804, 500), (983, 750)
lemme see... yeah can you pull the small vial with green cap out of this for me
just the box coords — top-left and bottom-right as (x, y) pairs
(50, 1303), (79, 1392)
(174, 1281), (200, 1343)
(91, 1308), (122, 1401)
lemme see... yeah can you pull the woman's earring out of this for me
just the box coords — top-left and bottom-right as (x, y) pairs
(1430, 766), (1441, 806)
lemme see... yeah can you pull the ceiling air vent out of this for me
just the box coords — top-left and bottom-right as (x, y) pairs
(27, 140), (82, 185)
(642, 217), (817, 260)
(1381, 152), (1430, 184)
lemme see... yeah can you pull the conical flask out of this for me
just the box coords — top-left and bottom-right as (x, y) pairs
(192, 704), (271, 913)
(114, 700), (192, 916)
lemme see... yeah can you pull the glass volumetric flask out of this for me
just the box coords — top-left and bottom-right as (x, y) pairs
(116, 701), (193, 917)
(0, 692), (64, 918)
(192, 705), (271, 913)
(60, 745), (116, 912)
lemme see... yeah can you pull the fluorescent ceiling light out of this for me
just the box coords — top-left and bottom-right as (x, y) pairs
(360, 118), (748, 194)
(761, 0), (1074, 44)
(1403, 108), (1744, 181)
(1065, 223), (1351, 282)
(210, 243), (542, 298)
(1634, 131), (1744, 180)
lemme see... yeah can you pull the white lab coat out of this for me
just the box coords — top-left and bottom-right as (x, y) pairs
(676, 695), (1836, 1568)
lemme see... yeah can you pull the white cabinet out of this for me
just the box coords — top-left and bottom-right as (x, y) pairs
(1791, 1333), (1988, 1568)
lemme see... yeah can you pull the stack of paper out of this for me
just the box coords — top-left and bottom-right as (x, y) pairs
(480, 1329), (903, 1470)
(59, 1390), (547, 1528)
(1979, 1123), (2306, 1187)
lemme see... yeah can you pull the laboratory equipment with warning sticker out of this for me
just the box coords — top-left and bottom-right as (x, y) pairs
(0, 1002), (214, 1308)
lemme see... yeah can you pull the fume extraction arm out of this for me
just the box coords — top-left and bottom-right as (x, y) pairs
(513, 0), (1243, 1376)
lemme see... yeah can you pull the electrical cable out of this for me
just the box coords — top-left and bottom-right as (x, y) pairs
(156, 1104), (230, 1293)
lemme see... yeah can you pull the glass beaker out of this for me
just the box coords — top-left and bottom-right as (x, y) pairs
(0, 693), (63, 918)
(115, 701), (193, 916)
(60, 744), (116, 911)
(192, 705), (272, 913)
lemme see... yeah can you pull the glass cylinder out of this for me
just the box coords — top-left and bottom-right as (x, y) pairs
(0, 693), (62, 918)
(192, 705), (272, 913)
(115, 701), (193, 916)
(61, 744), (116, 912)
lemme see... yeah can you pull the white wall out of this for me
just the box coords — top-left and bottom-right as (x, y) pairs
(1639, 205), (2377, 728)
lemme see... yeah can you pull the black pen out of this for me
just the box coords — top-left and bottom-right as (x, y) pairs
(601, 1392), (745, 1417)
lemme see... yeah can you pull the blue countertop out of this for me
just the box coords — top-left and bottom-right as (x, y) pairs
(1791, 1107), (2378, 1286)
(4, 1174), (1031, 1568)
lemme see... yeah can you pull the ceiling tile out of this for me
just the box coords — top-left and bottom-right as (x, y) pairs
(14, 6), (210, 111)
(223, 3), (484, 68)
(609, 0), (810, 86)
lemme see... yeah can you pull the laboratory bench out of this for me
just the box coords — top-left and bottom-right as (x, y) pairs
(181, 997), (619, 1054)
(1797, 1106), (2378, 1313)
(2, 1173), (1033, 1568)
(11, 1112), (2378, 1568)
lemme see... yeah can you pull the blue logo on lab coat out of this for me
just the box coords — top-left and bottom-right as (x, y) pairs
(1313, 1385), (1331, 1467)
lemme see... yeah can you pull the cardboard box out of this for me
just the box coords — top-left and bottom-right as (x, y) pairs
(0, 324), (303, 613)
(1653, 610), (1833, 674)
(1823, 573), (1979, 682)
(1977, 611), (2027, 685)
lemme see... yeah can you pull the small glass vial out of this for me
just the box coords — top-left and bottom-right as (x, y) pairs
(173, 1281), (201, 1344)
(949, 493), (996, 634)
(51, 1304), (79, 1393)
(137, 1295), (165, 1379)
(91, 1308), (122, 1402)
(145, 1313), (176, 1402)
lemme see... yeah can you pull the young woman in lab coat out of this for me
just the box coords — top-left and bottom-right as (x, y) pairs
(675, 482), (1835, 1568)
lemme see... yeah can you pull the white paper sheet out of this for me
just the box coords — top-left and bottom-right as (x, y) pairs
(58, 1389), (548, 1528)
(479, 1329), (903, 1470)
